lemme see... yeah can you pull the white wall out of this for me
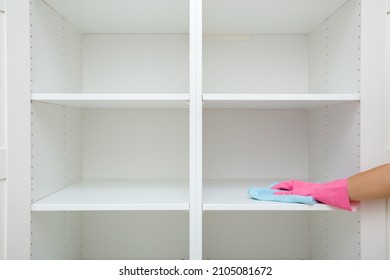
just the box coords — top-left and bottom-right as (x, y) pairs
(82, 34), (189, 93)
(203, 109), (309, 180)
(83, 109), (189, 180)
(203, 35), (308, 94)
(203, 211), (310, 260)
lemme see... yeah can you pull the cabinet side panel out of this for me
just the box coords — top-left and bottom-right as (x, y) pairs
(308, 212), (327, 259)
(309, 211), (360, 260)
(308, 107), (328, 259)
(32, 103), (64, 201)
(309, 102), (361, 259)
(63, 22), (82, 93)
(326, 102), (360, 179)
(31, 212), (82, 260)
(64, 106), (82, 187)
(30, 0), (82, 93)
(326, 211), (361, 259)
(309, 24), (327, 94)
(327, 0), (361, 94)
(32, 103), (82, 201)
(309, 102), (360, 180)
(309, 0), (361, 94)
(309, 107), (327, 182)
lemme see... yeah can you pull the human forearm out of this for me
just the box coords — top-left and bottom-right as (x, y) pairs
(347, 163), (390, 201)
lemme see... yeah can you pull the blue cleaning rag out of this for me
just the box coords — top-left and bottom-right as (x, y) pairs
(248, 184), (317, 205)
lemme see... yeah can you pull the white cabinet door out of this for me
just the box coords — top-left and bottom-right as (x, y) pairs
(360, 0), (388, 259)
(0, 4), (5, 180)
(0, 150), (5, 180)
(0, 4), (6, 260)
(387, 0), (390, 163)
(386, 0), (390, 260)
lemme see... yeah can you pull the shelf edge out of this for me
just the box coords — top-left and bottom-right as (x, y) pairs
(32, 93), (190, 101)
(31, 203), (190, 212)
(203, 93), (361, 101)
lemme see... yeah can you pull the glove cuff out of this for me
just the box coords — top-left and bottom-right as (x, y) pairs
(313, 178), (352, 211)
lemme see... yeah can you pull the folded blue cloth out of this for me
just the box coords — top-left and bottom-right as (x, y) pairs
(248, 185), (317, 205)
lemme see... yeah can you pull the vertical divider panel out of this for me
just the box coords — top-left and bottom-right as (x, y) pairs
(308, 212), (327, 259)
(309, 107), (327, 183)
(325, 103), (361, 260)
(310, 210), (360, 260)
(309, 21), (327, 94)
(326, 103), (361, 180)
(30, 0), (83, 259)
(189, 0), (202, 260)
(309, 0), (361, 95)
(31, 211), (82, 260)
(30, 74), (83, 261)
(308, 106), (328, 259)
(63, 212), (83, 259)
(308, 103), (361, 259)
(326, 0), (361, 94)
(308, 0), (362, 260)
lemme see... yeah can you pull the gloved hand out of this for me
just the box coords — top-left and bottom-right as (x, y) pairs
(248, 186), (317, 205)
(271, 178), (352, 211)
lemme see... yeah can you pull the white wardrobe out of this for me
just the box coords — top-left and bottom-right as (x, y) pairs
(2, 0), (390, 260)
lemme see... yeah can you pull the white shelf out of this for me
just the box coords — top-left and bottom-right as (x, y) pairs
(31, 180), (189, 211)
(203, 180), (359, 211)
(203, 94), (360, 109)
(31, 93), (190, 109)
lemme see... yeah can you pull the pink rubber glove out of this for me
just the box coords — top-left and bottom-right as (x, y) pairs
(271, 178), (352, 211)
